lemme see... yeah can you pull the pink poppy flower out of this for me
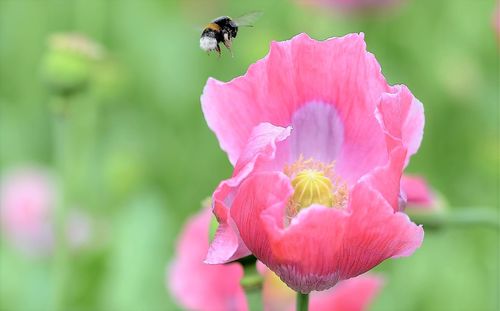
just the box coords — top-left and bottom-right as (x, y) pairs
(202, 33), (424, 293)
(0, 167), (56, 255)
(261, 262), (383, 311)
(298, 0), (403, 12)
(168, 206), (248, 311)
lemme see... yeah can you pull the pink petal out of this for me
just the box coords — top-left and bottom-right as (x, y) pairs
(206, 123), (291, 264)
(202, 33), (391, 173)
(0, 167), (56, 256)
(360, 146), (407, 212)
(169, 207), (248, 311)
(308, 275), (383, 311)
(230, 172), (293, 268)
(354, 85), (423, 212)
(376, 84), (424, 165)
(231, 172), (423, 293)
(401, 175), (434, 207)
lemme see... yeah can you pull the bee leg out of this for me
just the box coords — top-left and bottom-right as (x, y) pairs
(223, 40), (234, 57)
(215, 45), (221, 58)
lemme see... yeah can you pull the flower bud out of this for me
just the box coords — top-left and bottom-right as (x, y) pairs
(41, 33), (104, 96)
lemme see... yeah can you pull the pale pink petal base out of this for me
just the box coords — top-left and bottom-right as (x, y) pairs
(289, 102), (344, 162)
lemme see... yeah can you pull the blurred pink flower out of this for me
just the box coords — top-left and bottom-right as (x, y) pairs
(306, 276), (382, 311)
(400, 175), (444, 214)
(299, 0), (404, 12)
(0, 167), (56, 255)
(202, 33), (424, 293)
(261, 262), (383, 311)
(168, 206), (248, 311)
(0, 166), (94, 256)
(401, 175), (434, 207)
(66, 209), (93, 250)
(494, 2), (500, 40)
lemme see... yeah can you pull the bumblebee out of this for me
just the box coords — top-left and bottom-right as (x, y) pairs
(200, 12), (262, 57)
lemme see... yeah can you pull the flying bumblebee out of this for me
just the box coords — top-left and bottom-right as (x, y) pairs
(199, 11), (263, 57)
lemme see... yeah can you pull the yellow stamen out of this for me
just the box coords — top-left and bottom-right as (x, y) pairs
(291, 169), (334, 210)
(284, 156), (348, 218)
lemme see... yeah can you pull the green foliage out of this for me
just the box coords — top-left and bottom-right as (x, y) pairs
(0, 0), (497, 310)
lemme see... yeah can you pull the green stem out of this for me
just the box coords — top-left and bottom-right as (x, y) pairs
(240, 274), (263, 291)
(52, 96), (71, 311)
(239, 255), (263, 291)
(296, 292), (309, 311)
(409, 208), (499, 230)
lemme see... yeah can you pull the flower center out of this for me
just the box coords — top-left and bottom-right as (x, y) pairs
(291, 170), (333, 210)
(284, 156), (348, 218)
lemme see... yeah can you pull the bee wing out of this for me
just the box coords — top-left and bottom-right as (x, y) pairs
(232, 11), (263, 27)
(193, 25), (206, 33)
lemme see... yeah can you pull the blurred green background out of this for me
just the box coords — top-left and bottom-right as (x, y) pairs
(0, 0), (498, 310)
